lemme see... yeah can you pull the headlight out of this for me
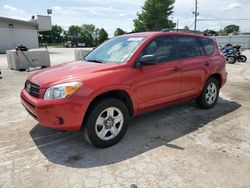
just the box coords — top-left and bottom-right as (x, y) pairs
(44, 82), (82, 100)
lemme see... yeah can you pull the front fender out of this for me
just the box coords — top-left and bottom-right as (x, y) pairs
(88, 85), (138, 112)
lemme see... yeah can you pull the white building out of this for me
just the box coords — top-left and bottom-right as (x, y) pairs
(0, 15), (51, 53)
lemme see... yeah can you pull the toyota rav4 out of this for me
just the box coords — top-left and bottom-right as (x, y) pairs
(21, 32), (227, 148)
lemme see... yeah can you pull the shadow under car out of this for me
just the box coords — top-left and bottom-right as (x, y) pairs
(30, 97), (241, 168)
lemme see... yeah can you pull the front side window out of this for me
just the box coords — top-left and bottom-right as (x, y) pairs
(142, 36), (177, 63)
(177, 36), (204, 58)
(85, 36), (146, 64)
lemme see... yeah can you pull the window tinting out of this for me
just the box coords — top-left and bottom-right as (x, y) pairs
(177, 36), (204, 58)
(142, 36), (176, 63)
(200, 38), (214, 55)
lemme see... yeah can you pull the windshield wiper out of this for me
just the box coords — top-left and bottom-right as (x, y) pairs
(86, 59), (106, 64)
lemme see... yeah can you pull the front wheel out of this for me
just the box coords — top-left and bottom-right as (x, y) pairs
(196, 78), (220, 109)
(83, 98), (129, 148)
(238, 55), (247, 62)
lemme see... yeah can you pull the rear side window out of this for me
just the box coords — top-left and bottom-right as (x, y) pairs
(200, 38), (214, 55)
(142, 36), (176, 63)
(176, 36), (204, 58)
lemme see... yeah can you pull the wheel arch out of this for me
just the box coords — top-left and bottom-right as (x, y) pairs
(209, 73), (222, 88)
(82, 89), (134, 129)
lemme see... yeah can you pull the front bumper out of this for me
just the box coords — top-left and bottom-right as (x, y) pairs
(20, 89), (88, 131)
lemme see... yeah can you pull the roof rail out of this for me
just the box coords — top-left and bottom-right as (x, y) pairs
(161, 28), (174, 32)
(162, 28), (205, 35)
(126, 31), (140, 34)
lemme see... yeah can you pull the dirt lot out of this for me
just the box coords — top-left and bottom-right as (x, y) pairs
(0, 48), (249, 188)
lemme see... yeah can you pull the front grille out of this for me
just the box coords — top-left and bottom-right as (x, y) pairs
(25, 81), (40, 98)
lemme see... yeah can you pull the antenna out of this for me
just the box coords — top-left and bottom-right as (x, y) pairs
(192, 0), (199, 31)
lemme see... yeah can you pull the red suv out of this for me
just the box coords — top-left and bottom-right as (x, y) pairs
(21, 32), (227, 148)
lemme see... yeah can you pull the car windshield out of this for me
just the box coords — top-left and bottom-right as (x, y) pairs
(84, 36), (146, 64)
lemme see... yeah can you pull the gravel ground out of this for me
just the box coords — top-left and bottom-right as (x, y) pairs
(0, 48), (249, 188)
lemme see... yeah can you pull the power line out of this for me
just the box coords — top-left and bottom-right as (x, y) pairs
(198, 18), (250, 22)
(190, 20), (195, 28)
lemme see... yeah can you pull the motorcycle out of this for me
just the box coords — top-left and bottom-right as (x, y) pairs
(220, 43), (247, 64)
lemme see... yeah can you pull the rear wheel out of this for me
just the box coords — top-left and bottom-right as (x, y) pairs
(83, 98), (129, 148)
(226, 56), (236, 64)
(196, 77), (219, 109)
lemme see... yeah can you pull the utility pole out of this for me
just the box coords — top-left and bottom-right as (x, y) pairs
(193, 0), (199, 31)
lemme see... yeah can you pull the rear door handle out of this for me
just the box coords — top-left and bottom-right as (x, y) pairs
(173, 66), (182, 72)
(204, 62), (210, 66)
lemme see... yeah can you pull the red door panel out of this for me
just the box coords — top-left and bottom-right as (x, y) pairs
(180, 56), (209, 98)
(134, 60), (181, 109)
(176, 35), (211, 98)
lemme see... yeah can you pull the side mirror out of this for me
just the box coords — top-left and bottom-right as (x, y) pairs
(139, 55), (157, 65)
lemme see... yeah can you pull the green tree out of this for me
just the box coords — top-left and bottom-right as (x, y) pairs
(93, 28), (100, 45)
(184, 26), (189, 31)
(64, 24), (108, 46)
(66, 25), (82, 43)
(114, 28), (127, 36)
(80, 24), (96, 46)
(218, 29), (227, 36)
(223, 24), (240, 34)
(38, 31), (51, 43)
(204, 29), (218, 36)
(38, 24), (64, 43)
(51, 25), (63, 43)
(133, 0), (176, 32)
(98, 28), (109, 43)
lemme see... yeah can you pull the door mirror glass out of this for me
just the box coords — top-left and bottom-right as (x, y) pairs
(139, 55), (157, 65)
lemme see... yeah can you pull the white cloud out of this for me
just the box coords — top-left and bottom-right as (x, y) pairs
(223, 3), (241, 10)
(70, 0), (144, 7)
(3, 4), (25, 14)
(52, 6), (62, 10)
(173, 0), (250, 32)
(119, 13), (126, 17)
(49, 4), (139, 36)
(1, 0), (250, 35)
(1, 4), (28, 20)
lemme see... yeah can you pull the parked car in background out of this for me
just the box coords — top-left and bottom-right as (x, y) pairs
(21, 31), (227, 148)
(64, 41), (86, 48)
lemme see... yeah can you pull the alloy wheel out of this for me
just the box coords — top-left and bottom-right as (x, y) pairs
(95, 107), (124, 141)
(205, 83), (217, 105)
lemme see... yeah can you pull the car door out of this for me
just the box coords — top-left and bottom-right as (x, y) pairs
(176, 35), (210, 98)
(134, 35), (182, 110)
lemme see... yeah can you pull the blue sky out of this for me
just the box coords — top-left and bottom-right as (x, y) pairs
(0, 0), (250, 36)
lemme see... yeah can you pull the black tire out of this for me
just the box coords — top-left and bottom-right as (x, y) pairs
(83, 98), (129, 148)
(238, 55), (247, 62)
(226, 56), (236, 64)
(196, 77), (220, 109)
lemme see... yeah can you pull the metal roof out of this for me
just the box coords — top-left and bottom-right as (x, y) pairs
(0, 16), (38, 27)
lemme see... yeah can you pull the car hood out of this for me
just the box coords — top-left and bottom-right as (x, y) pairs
(28, 60), (122, 88)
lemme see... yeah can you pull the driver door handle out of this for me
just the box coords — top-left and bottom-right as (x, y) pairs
(204, 62), (210, 66)
(173, 66), (182, 72)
